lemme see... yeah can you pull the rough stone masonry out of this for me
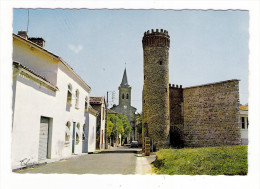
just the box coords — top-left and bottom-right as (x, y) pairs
(142, 29), (170, 150)
(142, 29), (241, 150)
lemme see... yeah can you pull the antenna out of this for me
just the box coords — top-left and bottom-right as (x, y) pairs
(26, 9), (30, 34)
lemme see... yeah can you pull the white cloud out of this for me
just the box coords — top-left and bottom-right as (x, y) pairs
(67, 44), (83, 54)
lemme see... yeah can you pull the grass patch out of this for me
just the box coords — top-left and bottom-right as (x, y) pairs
(152, 145), (247, 175)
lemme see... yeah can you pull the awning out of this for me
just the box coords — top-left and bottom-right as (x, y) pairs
(66, 126), (71, 136)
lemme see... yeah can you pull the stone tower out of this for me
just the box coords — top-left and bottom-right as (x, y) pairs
(142, 29), (170, 150)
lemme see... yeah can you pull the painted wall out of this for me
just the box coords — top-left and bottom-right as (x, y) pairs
(84, 112), (97, 153)
(13, 38), (59, 85)
(12, 73), (56, 168)
(100, 103), (106, 149)
(240, 109), (248, 145)
(11, 36), (96, 169)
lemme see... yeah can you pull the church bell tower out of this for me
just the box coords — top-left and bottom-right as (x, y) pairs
(118, 68), (131, 110)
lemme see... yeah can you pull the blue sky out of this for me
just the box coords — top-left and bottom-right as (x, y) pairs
(13, 9), (249, 113)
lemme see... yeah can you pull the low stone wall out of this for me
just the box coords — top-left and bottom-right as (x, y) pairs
(183, 80), (241, 147)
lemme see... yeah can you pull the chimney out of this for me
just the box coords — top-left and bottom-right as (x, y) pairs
(18, 31), (28, 40)
(28, 37), (45, 49)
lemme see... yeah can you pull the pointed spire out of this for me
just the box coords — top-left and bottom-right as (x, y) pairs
(120, 68), (129, 88)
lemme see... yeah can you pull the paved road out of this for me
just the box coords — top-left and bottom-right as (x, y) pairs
(15, 148), (142, 174)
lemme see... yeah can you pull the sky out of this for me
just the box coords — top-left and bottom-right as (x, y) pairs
(13, 9), (249, 113)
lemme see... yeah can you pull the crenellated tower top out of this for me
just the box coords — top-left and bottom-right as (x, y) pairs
(142, 29), (170, 48)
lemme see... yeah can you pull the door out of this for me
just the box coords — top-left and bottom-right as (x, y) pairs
(38, 117), (50, 160)
(101, 130), (104, 147)
(72, 122), (76, 154)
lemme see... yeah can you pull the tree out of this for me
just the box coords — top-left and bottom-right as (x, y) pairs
(118, 114), (132, 141)
(107, 113), (131, 146)
(106, 119), (114, 137)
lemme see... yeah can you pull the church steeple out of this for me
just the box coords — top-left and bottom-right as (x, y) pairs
(120, 68), (130, 88)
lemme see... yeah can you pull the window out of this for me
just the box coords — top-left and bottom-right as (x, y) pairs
(159, 61), (163, 65)
(247, 117), (249, 129)
(241, 117), (245, 129)
(126, 94), (129, 99)
(82, 124), (86, 141)
(122, 93), (125, 99)
(85, 96), (88, 112)
(75, 90), (79, 109)
(65, 121), (71, 143)
(67, 84), (72, 104)
(76, 123), (80, 143)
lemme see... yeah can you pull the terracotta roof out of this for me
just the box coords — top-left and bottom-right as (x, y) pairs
(13, 61), (58, 91)
(13, 33), (91, 92)
(90, 97), (106, 105)
(28, 37), (45, 41)
(240, 106), (248, 111)
(88, 105), (99, 116)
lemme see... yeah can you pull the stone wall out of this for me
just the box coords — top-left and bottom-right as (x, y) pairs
(169, 84), (184, 148)
(183, 80), (241, 147)
(142, 29), (170, 149)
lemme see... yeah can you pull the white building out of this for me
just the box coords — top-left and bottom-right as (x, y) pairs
(240, 105), (248, 145)
(90, 97), (106, 150)
(12, 31), (98, 169)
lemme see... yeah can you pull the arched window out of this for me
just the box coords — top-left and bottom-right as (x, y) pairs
(67, 84), (72, 104)
(76, 123), (80, 143)
(126, 94), (129, 99)
(65, 121), (71, 143)
(122, 93), (125, 99)
(75, 90), (79, 108)
(82, 124), (86, 141)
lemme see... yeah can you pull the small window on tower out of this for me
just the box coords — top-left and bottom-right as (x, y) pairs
(126, 94), (129, 99)
(122, 93), (124, 99)
(159, 61), (163, 65)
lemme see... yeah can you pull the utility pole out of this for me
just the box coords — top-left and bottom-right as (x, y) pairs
(105, 91), (114, 149)
(105, 91), (108, 149)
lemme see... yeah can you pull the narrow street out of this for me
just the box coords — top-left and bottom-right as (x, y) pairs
(14, 146), (154, 174)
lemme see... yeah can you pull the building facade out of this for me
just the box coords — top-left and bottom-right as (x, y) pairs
(12, 31), (97, 169)
(90, 97), (106, 150)
(240, 105), (248, 145)
(111, 68), (137, 143)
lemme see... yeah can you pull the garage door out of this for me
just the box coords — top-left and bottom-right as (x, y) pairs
(38, 117), (49, 161)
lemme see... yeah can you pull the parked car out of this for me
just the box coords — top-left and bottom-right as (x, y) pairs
(131, 141), (138, 148)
